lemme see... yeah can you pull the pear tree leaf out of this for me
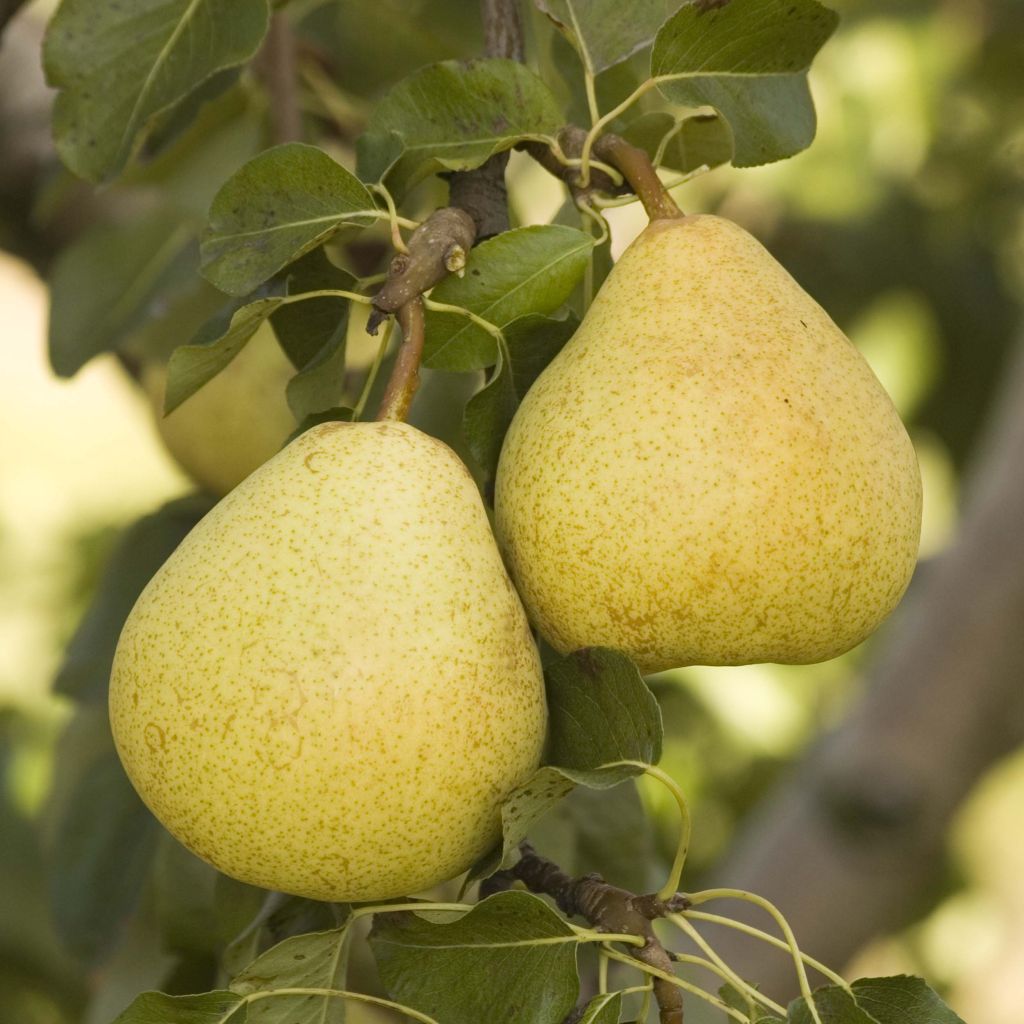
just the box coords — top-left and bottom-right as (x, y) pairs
(230, 923), (353, 1024)
(165, 297), (287, 414)
(201, 143), (376, 296)
(621, 110), (734, 174)
(468, 649), (663, 881)
(110, 990), (243, 1024)
(536, 0), (685, 75)
(49, 708), (161, 965)
(578, 991), (623, 1024)
(463, 313), (577, 487)
(357, 59), (562, 197)
(425, 225), (593, 372)
(370, 892), (579, 1024)
(48, 210), (202, 377)
(650, 0), (839, 166)
(43, 0), (269, 182)
(55, 496), (214, 702)
(787, 976), (966, 1024)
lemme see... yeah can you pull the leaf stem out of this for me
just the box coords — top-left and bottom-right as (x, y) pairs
(681, 910), (850, 990)
(601, 946), (748, 1023)
(352, 319), (392, 421)
(685, 888), (824, 1024)
(421, 298), (506, 343)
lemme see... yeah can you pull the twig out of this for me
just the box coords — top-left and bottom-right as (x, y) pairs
(592, 133), (683, 221)
(259, 12), (302, 145)
(505, 843), (690, 1024)
(375, 298), (424, 422)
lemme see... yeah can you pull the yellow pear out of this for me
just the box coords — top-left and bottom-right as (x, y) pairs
(495, 214), (922, 672)
(141, 324), (297, 496)
(109, 421), (546, 901)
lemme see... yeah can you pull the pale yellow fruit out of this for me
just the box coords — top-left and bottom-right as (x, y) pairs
(495, 214), (922, 672)
(109, 421), (546, 901)
(142, 324), (297, 496)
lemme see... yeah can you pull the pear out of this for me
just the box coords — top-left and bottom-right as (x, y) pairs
(141, 324), (297, 496)
(495, 215), (922, 672)
(109, 421), (546, 901)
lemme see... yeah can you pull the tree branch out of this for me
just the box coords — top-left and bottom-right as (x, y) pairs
(375, 297), (425, 422)
(258, 11), (302, 145)
(703, 332), (1024, 997)
(505, 843), (689, 1024)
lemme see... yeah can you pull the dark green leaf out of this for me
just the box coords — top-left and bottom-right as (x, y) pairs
(578, 991), (622, 1024)
(469, 649), (662, 880)
(537, 0), (684, 75)
(650, 0), (839, 166)
(357, 59), (562, 197)
(425, 226), (593, 371)
(50, 712), (160, 965)
(165, 299), (286, 414)
(110, 990), (242, 1024)
(44, 0), (269, 182)
(621, 111), (733, 174)
(55, 496), (213, 702)
(462, 313), (577, 485)
(371, 892), (579, 1024)
(787, 976), (966, 1024)
(201, 144), (375, 296)
(48, 211), (200, 377)
(231, 923), (353, 1024)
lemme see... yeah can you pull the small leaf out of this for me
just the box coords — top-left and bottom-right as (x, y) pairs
(357, 59), (562, 197)
(463, 313), (577, 486)
(55, 496), (214, 702)
(578, 991), (623, 1024)
(48, 211), (200, 377)
(44, 0), (269, 182)
(787, 976), (966, 1024)
(621, 111), (733, 174)
(165, 298), (286, 414)
(231, 923), (353, 1024)
(650, 0), (839, 166)
(469, 649), (663, 880)
(370, 892), (579, 1024)
(110, 990), (243, 1024)
(201, 143), (376, 296)
(537, 0), (685, 75)
(425, 226), (593, 371)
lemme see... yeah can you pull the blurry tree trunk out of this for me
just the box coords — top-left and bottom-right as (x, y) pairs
(701, 334), (1024, 999)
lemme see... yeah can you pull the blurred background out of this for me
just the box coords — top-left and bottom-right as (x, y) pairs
(1, 0), (1022, 1022)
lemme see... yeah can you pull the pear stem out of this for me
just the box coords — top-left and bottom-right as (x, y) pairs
(592, 133), (684, 222)
(375, 297), (425, 423)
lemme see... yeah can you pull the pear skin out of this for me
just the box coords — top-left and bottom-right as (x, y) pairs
(495, 214), (922, 672)
(110, 421), (546, 901)
(142, 324), (297, 496)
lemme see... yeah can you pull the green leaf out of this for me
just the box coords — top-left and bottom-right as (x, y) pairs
(469, 649), (662, 880)
(231, 923), (353, 1024)
(49, 710), (160, 965)
(201, 143), (376, 296)
(463, 314), (577, 487)
(537, 0), (684, 75)
(787, 976), (966, 1024)
(650, 0), (839, 166)
(425, 225), (593, 371)
(48, 210), (200, 377)
(578, 991), (622, 1024)
(621, 110), (733, 174)
(165, 298), (286, 414)
(55, 496), (214, 702)
(44, 0), (269, 182)
(110, 990), (243, 1024)
(370, 892), (579, 1024)
(357, 59), (562, 197)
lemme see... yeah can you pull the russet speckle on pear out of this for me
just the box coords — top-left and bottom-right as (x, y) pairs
(109, 420), (547, 901)
(495, 214), (922, 673)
